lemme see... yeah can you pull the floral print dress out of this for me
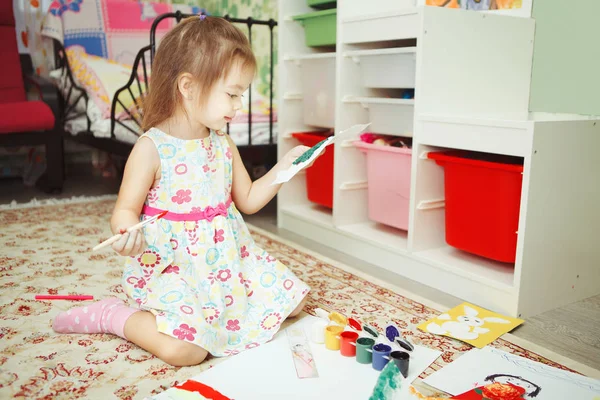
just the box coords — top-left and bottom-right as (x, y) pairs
(121, 128), (310, 356)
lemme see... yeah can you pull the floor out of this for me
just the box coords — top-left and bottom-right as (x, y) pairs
(2, 161), (599, 372)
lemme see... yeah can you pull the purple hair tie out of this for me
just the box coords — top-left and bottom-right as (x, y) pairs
(199, 14), (206, 21)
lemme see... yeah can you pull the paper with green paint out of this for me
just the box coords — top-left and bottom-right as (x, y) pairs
(272, 123), (371, 185)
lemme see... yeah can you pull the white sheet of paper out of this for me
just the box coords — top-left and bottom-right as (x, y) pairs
(272, 123), (371, 185)
(162, 315), (440, 400)
(423, 346), (600, 399)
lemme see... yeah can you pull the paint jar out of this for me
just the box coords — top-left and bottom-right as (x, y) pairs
(356, 337), (375, 364)
(390, 351), (410, 378)
(324, 325), (344, 350)
(310, 319), (328, 344)
(372, 343), (392, 371)
(340, 331), (359, 357)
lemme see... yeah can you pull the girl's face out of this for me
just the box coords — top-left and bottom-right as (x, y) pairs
(198, 60), (254, 132)
(493, 376), (537, 395)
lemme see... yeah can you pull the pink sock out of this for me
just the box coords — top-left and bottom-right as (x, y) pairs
(52, 297), (138, 339)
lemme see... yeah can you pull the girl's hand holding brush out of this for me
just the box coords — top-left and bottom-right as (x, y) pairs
(111, 228), (147, 257)
(94, 210), (167, 256)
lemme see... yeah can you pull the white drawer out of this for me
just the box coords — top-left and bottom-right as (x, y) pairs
(341, 0), (416, 20)
(343, 9), (420, 44)
(346, 47), (417, 89)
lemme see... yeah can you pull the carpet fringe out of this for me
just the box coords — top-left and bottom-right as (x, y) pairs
(0, 194), (117, 210)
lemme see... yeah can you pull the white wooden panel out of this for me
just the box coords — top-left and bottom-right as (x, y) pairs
(333, 145), (370, 226)
(280, 58), (304, 96)
(516, 119), (600, 317)
(333, 39), (371, 227)
(408, 142), (447, 252)
(417, 7), (535, 119)
(277, 0), (330, 224)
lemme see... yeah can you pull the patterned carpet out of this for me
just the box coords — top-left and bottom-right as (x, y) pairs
(0, 198), (583, 399)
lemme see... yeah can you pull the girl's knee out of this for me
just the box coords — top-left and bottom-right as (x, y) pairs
(158, 340), (208, 367)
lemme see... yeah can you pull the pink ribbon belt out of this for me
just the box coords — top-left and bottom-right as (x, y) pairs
(142, 198), (232, 222)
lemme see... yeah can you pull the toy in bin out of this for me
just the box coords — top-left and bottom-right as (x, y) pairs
(428, 150), (524, 263)
(291, 131), (335, 208)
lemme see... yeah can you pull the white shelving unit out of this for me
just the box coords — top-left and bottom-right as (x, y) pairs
(277, 0), (600, 318)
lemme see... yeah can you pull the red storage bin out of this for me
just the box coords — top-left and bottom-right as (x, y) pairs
(428, 151), (524, 263)
(291, 131), (334, 208)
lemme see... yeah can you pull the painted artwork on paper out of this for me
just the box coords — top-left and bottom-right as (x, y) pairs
(451, 373), (541, 399)
(367, 362), (450, 400)
(468, 0), (523, 10)
(425, 0), (524, 10)
(150, 379), (231, 400)
(423, 346), (600, 400)
(425, 0), (461, 8)
(417, 303), (524, 348)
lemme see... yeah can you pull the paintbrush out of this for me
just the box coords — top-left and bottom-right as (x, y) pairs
(92, 210), (168, 252)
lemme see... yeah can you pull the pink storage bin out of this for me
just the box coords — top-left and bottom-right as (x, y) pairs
(354, 141), (412, 230)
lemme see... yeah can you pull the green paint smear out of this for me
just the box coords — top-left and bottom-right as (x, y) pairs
(292, 138), (328, 165)
(369, 361), (403, 400)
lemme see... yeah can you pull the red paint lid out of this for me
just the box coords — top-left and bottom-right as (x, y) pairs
(348, 318), (362, 331)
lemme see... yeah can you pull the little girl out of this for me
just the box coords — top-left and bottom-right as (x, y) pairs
(52, 15), (314, 367)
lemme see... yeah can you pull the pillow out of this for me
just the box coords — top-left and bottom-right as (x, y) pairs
(64, 45), (147, 121)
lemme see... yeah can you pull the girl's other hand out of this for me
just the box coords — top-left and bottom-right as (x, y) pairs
(111, 229), (147, 257)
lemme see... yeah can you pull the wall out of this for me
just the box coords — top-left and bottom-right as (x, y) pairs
(529, 0), (600, 116)
(13, 0), (276, 95)
(206, 0), (278, 99)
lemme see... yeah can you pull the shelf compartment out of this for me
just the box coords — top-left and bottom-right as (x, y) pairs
(280, 204), (333, 229)
(292, 131), (335, 209)
(292, 9), (337, 47)
(354, 141), (412, 231)
(342, 8), (419, 44)
(414, 246), (515, 292)
(345, 47), (417, 89)
(339, 221), (408, 253)
(428, 150), (524, 264)
(344, 96), (414, 136)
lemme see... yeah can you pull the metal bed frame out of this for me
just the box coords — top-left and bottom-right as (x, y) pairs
(53, 12), (278, 168)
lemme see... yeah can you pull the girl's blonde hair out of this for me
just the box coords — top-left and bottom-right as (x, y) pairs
(142, 16), (256, 131)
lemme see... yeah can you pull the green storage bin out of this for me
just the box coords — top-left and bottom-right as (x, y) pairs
(307, 0), (336, 9)
(292, 9), (336, 47)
